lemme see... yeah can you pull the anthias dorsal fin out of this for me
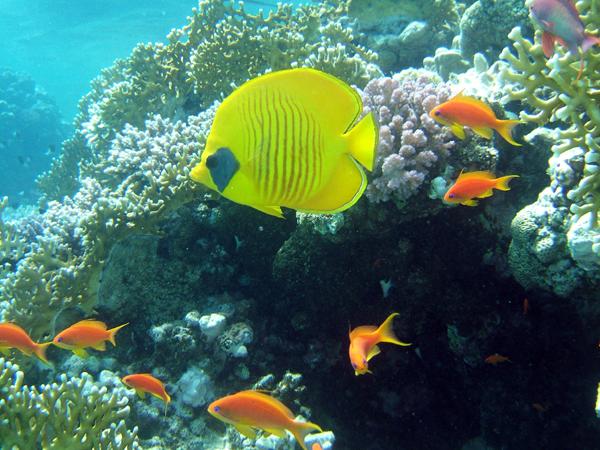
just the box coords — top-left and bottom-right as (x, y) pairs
(73, 319), (107, 329)
(456, 170), (495, 181)
(560, 0), (580, 18)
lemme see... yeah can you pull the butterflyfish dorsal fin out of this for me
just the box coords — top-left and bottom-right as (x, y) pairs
(73, 319), (107, 330)
(456, 170), (495, 181)
(216, 68), (362, 141)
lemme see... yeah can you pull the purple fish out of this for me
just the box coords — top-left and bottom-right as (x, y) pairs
(530, 0), (600, 78)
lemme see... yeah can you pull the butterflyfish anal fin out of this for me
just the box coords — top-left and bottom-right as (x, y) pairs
(296, 156), (367, 214)
(471, 126), (493, 140)
(234, 423), (257, 439)
(366, 345), (381, 362)
(250, 204), (284, 218)
(450, 123), (466, 140)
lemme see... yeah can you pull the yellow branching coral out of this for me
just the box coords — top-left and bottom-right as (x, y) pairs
(501, 1), (599, 229)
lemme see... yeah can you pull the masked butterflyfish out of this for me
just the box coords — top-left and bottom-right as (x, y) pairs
(190, 68), (378, 218)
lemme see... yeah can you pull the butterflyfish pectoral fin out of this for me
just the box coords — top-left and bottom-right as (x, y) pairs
(73, 348), (89, 358)
(264, 428), (287, 438)
(450, 123), (466, 140)
(461, 199), (479, 206)
(296, 156), (367, 214)
(234, 423), (257, 439)
(366, 345), (381, 362)
(471, 126), (493, 140)
(250, 204), (284, 218)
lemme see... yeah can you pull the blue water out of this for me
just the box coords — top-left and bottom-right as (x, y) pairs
(0, 0), (305, 121)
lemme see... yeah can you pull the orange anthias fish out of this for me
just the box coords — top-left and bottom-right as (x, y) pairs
(348, 312), (411, 376)
(484, 353), (511, 365)
(122, 373), (171, 415)
(530, 0), (600, 80)
(208, 390), (322, 450)
(429, 92), (522, 146)
(443, 170), (519, 207)
(53, 319), (128, 358)
(0, 323), (51, 364)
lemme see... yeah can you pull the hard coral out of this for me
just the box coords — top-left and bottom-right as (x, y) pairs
(1, 112), (214, 338)
(359, 70), (455, 207)
(501, 0), (600, 293)
(0, 358), (139, 449)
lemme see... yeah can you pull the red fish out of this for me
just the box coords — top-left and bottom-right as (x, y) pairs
(530, 0), (600, 79)
(53, 319), (128, 358)
(444, 170), (519, 207)
(0, 323), (51, 364)
(429, 92), (522, 146)
(208, 390), (322, 450)
(348, 313), (411, 376)
(122, 373), (171, 415)
(484, 353), (511, 365)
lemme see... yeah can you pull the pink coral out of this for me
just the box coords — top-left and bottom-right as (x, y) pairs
(360, 70), (455, 205)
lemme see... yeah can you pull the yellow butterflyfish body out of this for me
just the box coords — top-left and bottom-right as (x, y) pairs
(190, 68), (378, 218)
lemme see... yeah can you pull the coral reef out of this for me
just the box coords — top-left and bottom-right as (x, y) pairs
(349, 0), (460, 73)
(0, 68), (69, 201)
(459, 0), (532, 60)
(0, 357), (138, 448)
(0, 112), (213, 339)
(500, 0), (600, 295)
(37, 0), (379, 201)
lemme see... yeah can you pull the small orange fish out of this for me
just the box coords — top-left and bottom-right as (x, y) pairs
(0, 323), (51, 364)
(208, 390), (322, 450)
(429, 92), (522, 146)
(348, 312), (411, 376)
(53, 319), (128, 358)
(532, 402), (549, 413)
(312, 444), (323, 450)
(444, 170), (519, 207)
(122, 373), (171, 415)
(484, 353), (511, 365)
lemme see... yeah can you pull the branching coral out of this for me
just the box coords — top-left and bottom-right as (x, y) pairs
(0, 358), (139, 449)
(37, 0), (379, 201)
(501, 0), (600, 290)
(1, 111), (214, 338)
(359, 70), (456, 207)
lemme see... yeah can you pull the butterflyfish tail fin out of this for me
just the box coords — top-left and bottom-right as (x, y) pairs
(291, 420), (323, 450)
(495, 119), (522, 146)
(34, 342), (52, 365)
(108, 322), (129, 346)
(345, 112), (378, 171)
(495, 175), (519, 191)
(376, 313), (411, 346)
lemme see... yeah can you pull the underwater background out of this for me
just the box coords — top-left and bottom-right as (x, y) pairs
(0, 0), (599, 449)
